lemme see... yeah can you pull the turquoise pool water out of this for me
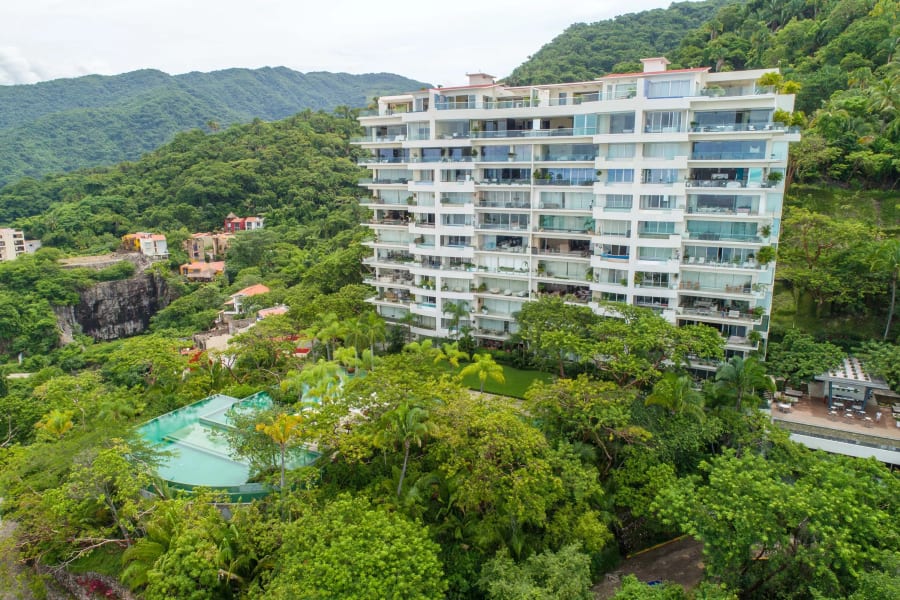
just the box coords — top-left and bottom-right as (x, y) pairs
(137, 392), (317, 498)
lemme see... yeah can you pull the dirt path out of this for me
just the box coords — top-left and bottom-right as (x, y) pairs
(593, 536), (705, 598)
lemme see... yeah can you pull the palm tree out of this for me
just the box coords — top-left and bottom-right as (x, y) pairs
(645, 372), (706, 421)
(460, 352), (505, 393)
(870, 239), (900, 340)
(256, 413), (305, 492)
(443, 301), (469, 340)
(376, 402), (437, 498)
(434, 342), (469, 368)
(714, 356), (774, 412)
(305, 312), (346, 361)
(361, 311), (386, 368)
(35, 409), (74, 439)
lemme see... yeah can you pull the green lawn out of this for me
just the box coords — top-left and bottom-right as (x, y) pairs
(441, 363), (555, 398)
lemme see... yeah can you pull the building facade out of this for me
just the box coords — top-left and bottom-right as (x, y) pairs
(354, 57), (799, 359)
(0, 228), (27, 261)
(224, 214), (264, 233)
(122, 232), (169, 258)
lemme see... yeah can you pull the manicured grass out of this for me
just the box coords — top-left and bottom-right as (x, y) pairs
(442, 363), (555, 398)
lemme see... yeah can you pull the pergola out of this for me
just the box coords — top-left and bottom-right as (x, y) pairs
(815, 357), (890, 409)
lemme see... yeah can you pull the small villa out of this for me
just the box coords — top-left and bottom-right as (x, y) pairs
(224, 213), (265, 233)
(122, 232), (168, 258)
(180, 260), (225, 281)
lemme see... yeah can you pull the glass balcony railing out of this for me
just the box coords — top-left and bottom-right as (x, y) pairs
(533, 178), (597, 186)
(691, 152), (768, 160)
(684, 232), (761, 243)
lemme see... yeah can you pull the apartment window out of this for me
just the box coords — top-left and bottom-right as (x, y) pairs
(601, 292), (627, 302)
(601, 244), (629, 258)
(600, 220), (630, 236)
(640, 195), (676, 209)
(644, 111), (683, 133)
(607, 169), (634, 183)
(639, 221), (675, 236)
(643, 143), (684, 159)
(444, 235), (471, 247)
(574, 114), (598, 135)
(635, 295), (670, 307)
(407, 122), (430, 141)
(642, 168), (679, 184)
(607, 143), (635, 159)
(607, 112), (636, 134)
(637, 272), (671, 287)
(646, 79), (691, 99)
(613, 83), (637, 99)
(605, 194), (633, 209)
(638, 246), (673, 261)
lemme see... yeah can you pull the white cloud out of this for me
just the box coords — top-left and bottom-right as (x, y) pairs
(0, 46), (47, 85)
(0, 0), (675, 86)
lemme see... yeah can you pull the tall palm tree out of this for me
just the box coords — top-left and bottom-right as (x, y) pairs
(460, 352), (505, 393)
(645, 372), (706, 421)
(361, 311), (386, 367)
(870, 238), (900, 340)
(376, 402), (437, 498)
(442, 301), (469, 340)
(714, 356), (774, 412)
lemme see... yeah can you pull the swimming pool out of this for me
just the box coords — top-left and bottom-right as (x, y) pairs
(137, 392), (317, 500)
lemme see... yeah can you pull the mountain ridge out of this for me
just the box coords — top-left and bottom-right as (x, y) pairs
(0, 67), (429, 187)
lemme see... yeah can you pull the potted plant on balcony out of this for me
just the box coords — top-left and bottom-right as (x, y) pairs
(751, 306), (765, 319)
(619, 278), (628, 287)
(766, 171), (784, 186)
(759, 224), (772, 240)
(756, 245), (776, 265)
(748, 330), (762, 348)
(406, 195), (415, 205)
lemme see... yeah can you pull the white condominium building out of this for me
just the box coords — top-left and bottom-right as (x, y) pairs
(0, 228), (27, 261)
(354, 57), (799, 359)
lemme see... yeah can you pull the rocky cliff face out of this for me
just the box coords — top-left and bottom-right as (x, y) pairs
(55, 271), (175, 343)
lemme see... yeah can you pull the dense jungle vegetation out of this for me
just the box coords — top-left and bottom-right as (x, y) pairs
(0, 68), (427, 187)
(0, 1), (899, 598)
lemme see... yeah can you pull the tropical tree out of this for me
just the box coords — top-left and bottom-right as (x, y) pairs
(305, 312), (346, 361)
(443, 300), (470, 340)
(262, 496), (447, 598)
(256, 412), (306, 492)
(460, 352), (506, 393)
(34, 409), (75, 440)
(713, 356), (774, 412)
(360, 310), (386, 366)
(376, 401), (437, 498)
(870, 238), (900, 340)
(434, 341), (469, 368)
(645, 372), (706, 422)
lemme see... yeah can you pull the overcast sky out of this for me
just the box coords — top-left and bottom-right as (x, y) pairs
(0, 0), (677, 87)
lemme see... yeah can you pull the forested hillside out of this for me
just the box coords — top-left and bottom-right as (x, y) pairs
(505, 0), (734, 84)
(0, 110), (369, 360)
(0, 68), (427, 187)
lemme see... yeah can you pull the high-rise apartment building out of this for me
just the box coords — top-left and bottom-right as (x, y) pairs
(354, 57), (799, 360)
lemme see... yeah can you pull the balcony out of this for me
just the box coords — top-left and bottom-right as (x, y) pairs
(683, 232), (762, 243)
(678, 281), (754, 295)
(533, 178), (597, 187)
(686, 179), (777, 190)
(689, 123), (793, 133)
(359, 177), (409, 185)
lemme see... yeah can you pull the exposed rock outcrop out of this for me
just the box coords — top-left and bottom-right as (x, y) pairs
(55, 269), (175, 343)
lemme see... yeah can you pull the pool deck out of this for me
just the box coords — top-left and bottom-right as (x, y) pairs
(770, 395), (900, 464)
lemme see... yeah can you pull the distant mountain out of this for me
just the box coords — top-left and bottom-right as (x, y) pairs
(0, 68), (428, 187)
